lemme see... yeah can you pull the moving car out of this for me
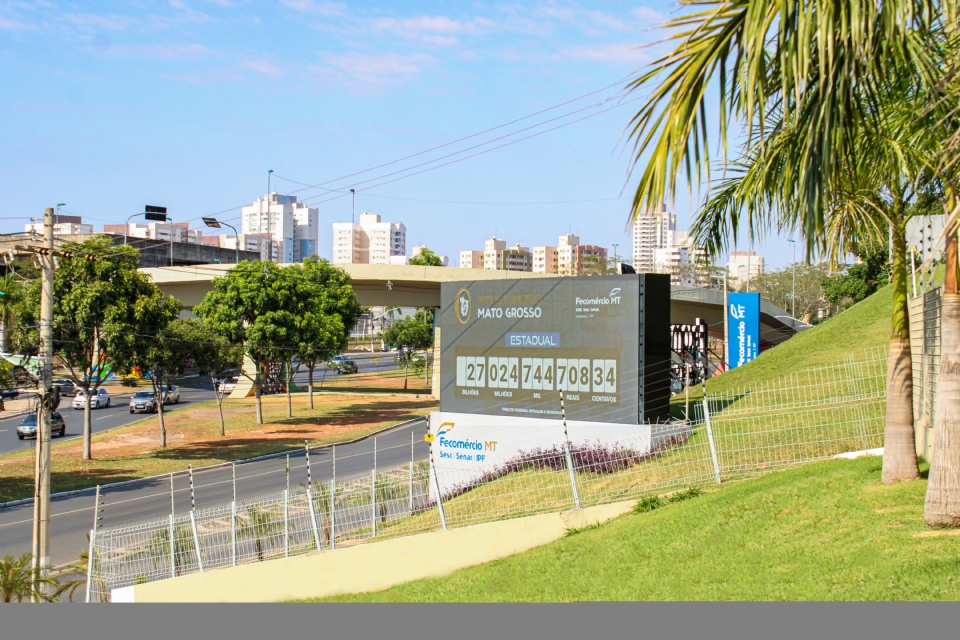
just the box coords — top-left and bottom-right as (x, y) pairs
(217, 377), (238, 395)
(129, 386), (180, 414)
(72, 387), (111, 410)
(336, 360), (359, 374)
(17, 411), (66, 440)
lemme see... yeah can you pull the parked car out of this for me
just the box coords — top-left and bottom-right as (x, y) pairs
(336, 360), (359, 374)
(72, 387), (111, 410)
(52, 378), (78, 396)
(217, 377), (238, 395)
(17, 411), (66, 440)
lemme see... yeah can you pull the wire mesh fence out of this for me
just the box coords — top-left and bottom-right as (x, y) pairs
(88, 347), (889, 602)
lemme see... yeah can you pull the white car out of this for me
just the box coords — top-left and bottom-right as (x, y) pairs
(72, 387), (111, 410)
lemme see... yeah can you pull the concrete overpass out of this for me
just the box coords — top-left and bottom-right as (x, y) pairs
(142, 263), (808, 346)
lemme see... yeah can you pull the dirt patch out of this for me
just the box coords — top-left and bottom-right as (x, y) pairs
(912, 529), (960, 538)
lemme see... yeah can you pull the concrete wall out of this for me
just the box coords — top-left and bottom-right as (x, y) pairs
(113, 500), (634, 603)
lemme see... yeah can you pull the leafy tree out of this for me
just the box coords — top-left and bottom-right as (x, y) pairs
(580, 254), (616, 276)
(0, 273), (23, 353)
(821, 242), (890, 312)
(298, 257), (361, 410)
(383, 309), (434, 390)
(196, 261), (305, 424)
(625, 0), (948, 487)
(19, 236), (166, 460)
(0, 360), (12, 412)
(750, 262), (832, 323)
(173, 318), (244, 438)
(408, 247), (444, 267)
(110, 295), (182, 447)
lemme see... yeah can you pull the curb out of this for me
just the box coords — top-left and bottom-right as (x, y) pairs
(0, 415), (429, 510)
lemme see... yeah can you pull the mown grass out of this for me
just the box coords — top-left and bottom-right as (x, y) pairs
(0, 393), (437, 503)
(306, 457), (960, 601)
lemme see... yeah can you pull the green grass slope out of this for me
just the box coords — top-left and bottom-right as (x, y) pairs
(699, 284), (893, 397)
(308, 457), (960, 602)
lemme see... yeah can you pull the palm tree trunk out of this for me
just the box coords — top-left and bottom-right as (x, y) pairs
(882, 221), (920, 483)
(925, 217), (960, 525)
(403, 363), (408, 390)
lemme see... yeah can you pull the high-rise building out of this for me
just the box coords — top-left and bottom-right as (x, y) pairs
(460, 250), (484, 269)
(632, 204), (675, 272)
(532, 245), (558, 273)
(331, 212), (406, 265)
(556, 234), (580, 275)
(727, 250), (765, 284)
(483, 237), (506, 270)
(241, 193), (318, 263)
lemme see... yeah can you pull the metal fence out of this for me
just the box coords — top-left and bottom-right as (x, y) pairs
(909, 285), (942, 461)
(88, 347), (888, 602)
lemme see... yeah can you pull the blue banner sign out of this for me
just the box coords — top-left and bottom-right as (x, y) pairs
(727, 293), (760, 369)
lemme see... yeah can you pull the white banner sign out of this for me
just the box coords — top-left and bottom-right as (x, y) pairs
(427, 411), (655, 498)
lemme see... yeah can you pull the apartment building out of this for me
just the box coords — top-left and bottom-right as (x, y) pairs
(727, 251), (765, 284)
(631, 204), (675, 272)
(25, 215), (93, 236)
(103, 221), (202, 244)
(532, 245), (558, 273)
(500, 244), (532, 272)
(483, 237), (506, 270)
(459, 250), (484, 269)
(332, 212), (406, 265)
(241, 193), (318, 263)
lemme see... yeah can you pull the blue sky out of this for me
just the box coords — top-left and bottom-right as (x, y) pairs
(1, 0), (795, 268)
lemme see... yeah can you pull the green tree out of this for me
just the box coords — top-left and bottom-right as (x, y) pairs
(195, 261), (304, 424)
(383, 310), (434, 390)
(625, 0), (948, 485)
(821, 242), (890, 312)
(750, 262), (832, 323)
(175, 318), (244, 438)
(408, 247), (444, 267)
(19, 236), (168, 460)
(580, 254), (616, 276)
(298, 258), (361, 411)
(0, 273), (23, 353)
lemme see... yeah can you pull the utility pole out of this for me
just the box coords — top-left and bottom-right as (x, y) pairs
(267, 169), (274, 262)
(32, 207), (54, 598)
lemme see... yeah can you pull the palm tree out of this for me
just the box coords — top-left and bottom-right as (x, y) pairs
(51, 537), (94, 603)
(626, 0), (946, 483)
(0, 554), (60, 603)
(236, 506), (283, 562)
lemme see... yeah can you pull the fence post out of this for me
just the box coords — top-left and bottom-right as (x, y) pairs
(560, 388), (581, 509)
(329, 478), (336, 550)
(188, 464), (195, 510)
(431, 463), (448, 530)
(190, 510), (204, 572)
(231, 501), (237, 567)
(371, 469), (377, 537)
(284, 489), (290, 558)
(84, 529), (95, 603)
(702, 395), (722, 484)
(409, 461), (414, 514)
(307, 488), (321, 552)
(169, 514), (175, 578)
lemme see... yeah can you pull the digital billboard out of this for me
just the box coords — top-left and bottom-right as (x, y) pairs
(438, 274), (671, 425)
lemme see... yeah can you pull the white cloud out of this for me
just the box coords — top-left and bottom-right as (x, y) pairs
(279, 0), (345, 15)
(63, 13), (134, 30)
(562, 42), (647, 65)
(631, 7), (667, 22)
(312, 51), (435, 85)
(240, 59), (287, 78)
(0, 17), (32, 30)
(95, 43), (211, 59)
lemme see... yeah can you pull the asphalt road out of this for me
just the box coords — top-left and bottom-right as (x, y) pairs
(0, 387), (218, 457)
(0, 417), (430, 565)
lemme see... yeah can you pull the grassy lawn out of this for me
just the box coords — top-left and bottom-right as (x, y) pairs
(306, 365), (431, 394)
(308, 456), (960, 601)
(0, 392), (437, 503)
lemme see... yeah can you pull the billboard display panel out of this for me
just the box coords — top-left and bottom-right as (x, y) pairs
(439, 275), (669, 425)
(727, 292), (760, 368)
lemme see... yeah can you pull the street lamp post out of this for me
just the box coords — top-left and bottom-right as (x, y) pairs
(612, 243), (619, 264)
(202, 218), (240, 264)
(350, 188), (356, 225)
(267, 170), (273, 262)
(787, 239), (796, 317)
